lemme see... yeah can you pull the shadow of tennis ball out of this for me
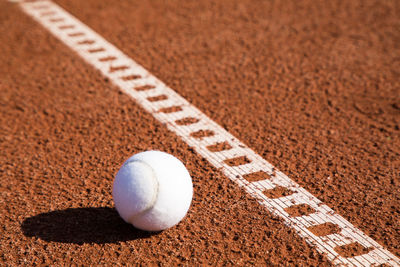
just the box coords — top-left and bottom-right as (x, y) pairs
(21, 207), (157, 244)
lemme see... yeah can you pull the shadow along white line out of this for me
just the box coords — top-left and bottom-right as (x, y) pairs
(15, 1), (400, 266)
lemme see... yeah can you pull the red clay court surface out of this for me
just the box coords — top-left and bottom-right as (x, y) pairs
(1, 0), (399, 265)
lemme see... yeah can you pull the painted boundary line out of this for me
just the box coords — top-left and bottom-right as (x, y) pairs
(14, 1), (399, 266)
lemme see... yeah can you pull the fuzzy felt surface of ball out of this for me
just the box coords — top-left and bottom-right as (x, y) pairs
(112, 151), (193, 231)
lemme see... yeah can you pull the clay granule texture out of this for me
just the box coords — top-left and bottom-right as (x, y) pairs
(263, 186), (294, 199)
(243, 171), (272, 182)
(53, 0), (400, 256)
(334, 242), (373, 258)
(223, 156), (251, 167)
(307, 222), (341, 237)
(206, 142), (233, 152)
(284, 204), (316, 217)
(0, 2), (331, 265)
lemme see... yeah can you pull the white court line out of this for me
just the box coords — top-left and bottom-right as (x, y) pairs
(13, 1), (400, 266)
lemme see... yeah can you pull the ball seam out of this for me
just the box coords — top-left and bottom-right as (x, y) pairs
(124, 159), (160, 225)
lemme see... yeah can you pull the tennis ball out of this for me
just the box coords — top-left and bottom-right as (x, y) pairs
(112, 151), (193, 231)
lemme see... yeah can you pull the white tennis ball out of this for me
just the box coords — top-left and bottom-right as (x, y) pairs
(112, 151), (193, 231)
